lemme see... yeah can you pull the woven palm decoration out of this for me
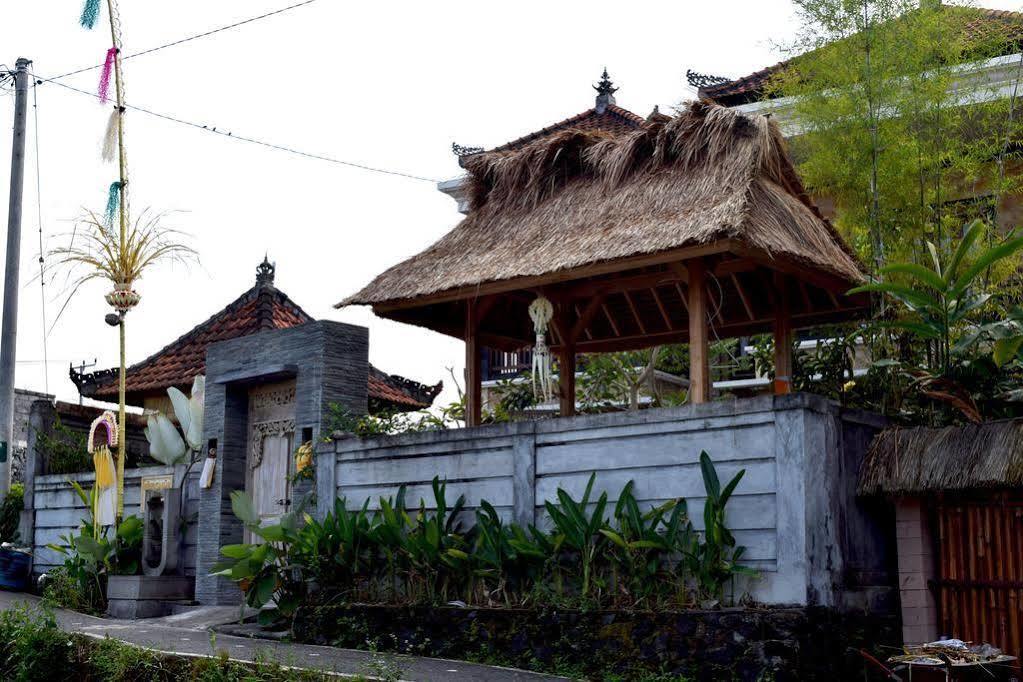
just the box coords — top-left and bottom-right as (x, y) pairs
(88, 411), (119, 526)
(529, 296), (555, 402)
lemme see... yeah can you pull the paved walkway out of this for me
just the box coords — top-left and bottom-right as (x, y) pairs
(0, 591), (567, 681)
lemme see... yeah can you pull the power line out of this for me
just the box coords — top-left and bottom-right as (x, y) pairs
(48, 0), (320, 81)
(34, 75), (440, 183)
(31, 77), (49, 394)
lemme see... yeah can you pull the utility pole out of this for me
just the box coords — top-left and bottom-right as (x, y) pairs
(0, 57), (32, 501)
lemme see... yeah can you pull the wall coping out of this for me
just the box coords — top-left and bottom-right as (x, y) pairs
(326, 392), (883, 453)
(35, 464), (175, 486)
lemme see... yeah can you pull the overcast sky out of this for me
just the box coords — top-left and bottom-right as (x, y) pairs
(0, 0), (1019, 409)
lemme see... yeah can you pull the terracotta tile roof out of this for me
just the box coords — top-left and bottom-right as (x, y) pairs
(701, 5), (1023, 106)
(72, 270), (439, 413)
(487, 104), (645, 153)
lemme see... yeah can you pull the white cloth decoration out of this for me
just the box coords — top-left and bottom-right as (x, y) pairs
(200, 455), (216, 489)
(529, 296), (555, 402)
(95, 482), (117, 527)
(101, 109), (118, 162)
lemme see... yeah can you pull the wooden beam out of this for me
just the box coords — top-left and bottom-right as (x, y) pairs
(731, 274), (755, 321)
(465, 298), (482, 427)
(674, 282), (689, 312)
(650, 287), (674, 331)
(622, 291), (647, 335)
(687, 259), (710, 404)
(368, 241), (734, 312)
(773, 272), (793, 396)
(571, 295), (605, 342)
(552, 272), (680, 301)
(797, 281), (813, 314)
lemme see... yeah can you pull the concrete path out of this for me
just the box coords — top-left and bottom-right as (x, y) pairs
(0, 591), (568, 681)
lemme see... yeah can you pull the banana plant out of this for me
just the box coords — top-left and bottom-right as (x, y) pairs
(211, 489), (310, 625)
(849, 222), (1023, 420)
(145, 375), (205, 466)
(543, 472), (608, 599)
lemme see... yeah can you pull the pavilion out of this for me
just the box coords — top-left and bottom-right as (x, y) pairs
(341, 100), (868, 426)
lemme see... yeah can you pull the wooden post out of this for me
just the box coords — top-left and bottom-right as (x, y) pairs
(465, 298), (482, 427)
(558, 343), (576, 417)
(773, 272), (793, 395)
(687, 259), (710, 404)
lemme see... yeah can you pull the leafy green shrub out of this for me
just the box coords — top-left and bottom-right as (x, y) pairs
(0, 483), (24, 543)
(44, 480), (144, 612)
(216, 451), (754, 615)
(0, 604), (72, 682)
(35, 416), (90, 475)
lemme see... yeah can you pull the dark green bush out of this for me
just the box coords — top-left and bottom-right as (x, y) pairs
(0, 483), (23, 543)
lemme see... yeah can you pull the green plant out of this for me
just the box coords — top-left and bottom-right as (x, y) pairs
(851, 222), (1023, 421)
(35, 416), (90, 475)
(44, 480), (143, 612)
(0, 483), (24, 543)
(543, 472), (608, 600)
(687, 451), (754, 604)
(0, 604), (72, 682)
(212, 490), (311, 625)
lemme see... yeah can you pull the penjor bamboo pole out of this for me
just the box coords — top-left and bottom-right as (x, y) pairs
(105, 0), (128, 522)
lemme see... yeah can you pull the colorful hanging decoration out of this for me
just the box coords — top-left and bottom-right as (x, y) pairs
(101, 109), (119, 162)
(79, 0), (102, 29)
(88, 412), (119, 527)
(294, 441), (314, 476)
(199, 446), (217, 489)
(99, 47), (117, 104)
(528, 295), (555, 402)
(105, 181), (122, 226)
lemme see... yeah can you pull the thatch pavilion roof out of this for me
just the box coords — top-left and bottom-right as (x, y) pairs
(858, 420), (1023, 496)
(341, 102), (866, 352)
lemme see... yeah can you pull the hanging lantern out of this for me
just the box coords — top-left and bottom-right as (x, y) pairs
(529, 296), (555, 402)
(88, 411), (119, 527)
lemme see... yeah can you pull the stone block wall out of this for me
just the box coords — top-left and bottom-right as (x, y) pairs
(894, 498), (939, 645)
(196, 320), (368, 605)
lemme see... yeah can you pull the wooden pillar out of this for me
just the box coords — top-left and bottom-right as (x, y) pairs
(773, 272), (793, 395)
(558, 343), (576, 417)
(465, 298), (482, 427)
(687, 259), (710, 404)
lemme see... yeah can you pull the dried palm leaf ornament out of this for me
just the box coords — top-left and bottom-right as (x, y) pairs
(529, 296), (554, 402)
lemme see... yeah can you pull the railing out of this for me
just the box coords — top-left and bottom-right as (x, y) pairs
(483, 347), (533, 381)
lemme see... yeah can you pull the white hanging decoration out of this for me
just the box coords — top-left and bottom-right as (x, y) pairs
(199, 446), (217, 489)
(528, 296), (555, 402)
(101, 108), (119, 162)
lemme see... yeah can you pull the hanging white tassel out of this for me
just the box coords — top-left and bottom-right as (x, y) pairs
(101, 108), (118, 162)
(95, 482), (117, 527)
(529, 296), (555, 402)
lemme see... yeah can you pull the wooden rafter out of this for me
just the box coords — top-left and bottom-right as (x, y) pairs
(601, 303), (621, 337)
(572, 304), (594, 340)
(731, 274), (755, 321)
(650, 287), (674, 331)
(571, 295), (606, 342)
(623, 291), (647, 335)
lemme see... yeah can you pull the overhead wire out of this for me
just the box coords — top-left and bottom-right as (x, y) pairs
(47, 0), (320, 82)
(34, 75), (440, 183)
(31, 74), (49, 393)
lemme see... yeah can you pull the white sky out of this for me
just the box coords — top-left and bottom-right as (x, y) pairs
(0, 0), (1020, 408)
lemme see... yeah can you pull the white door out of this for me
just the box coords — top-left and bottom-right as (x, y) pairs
(251, 431), (294, 531)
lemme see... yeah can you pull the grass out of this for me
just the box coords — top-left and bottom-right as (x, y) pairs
(0, 603), (370, 681)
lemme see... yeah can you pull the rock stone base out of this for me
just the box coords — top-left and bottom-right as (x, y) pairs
(106, 575), (195, 620)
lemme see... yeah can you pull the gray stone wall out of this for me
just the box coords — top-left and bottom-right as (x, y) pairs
(323, 394), (893, 608)
(196, 320), (369, 605)
(11, 389), (53, 483)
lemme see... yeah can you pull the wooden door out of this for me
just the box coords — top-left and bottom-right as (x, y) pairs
(251, 432), (294, 528)
(935, 492), (1023, 659)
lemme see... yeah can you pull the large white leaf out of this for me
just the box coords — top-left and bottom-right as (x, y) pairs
(184, 375), (206, 451)
(147, 413), (186, 465)
(167, 386), (192, 438)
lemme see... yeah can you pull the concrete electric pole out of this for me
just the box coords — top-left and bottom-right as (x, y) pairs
(0, 57), (32, 500)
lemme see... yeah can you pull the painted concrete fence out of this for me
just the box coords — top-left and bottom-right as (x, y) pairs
(318, 393), (891, 608)
(29, 465), (200, 575)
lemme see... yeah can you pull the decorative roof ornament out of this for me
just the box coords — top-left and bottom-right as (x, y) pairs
(452, 142), (484, 158)
(256, 255), (276, 287)
(686, 69), (731, 90)
(593, 67), (618, 114)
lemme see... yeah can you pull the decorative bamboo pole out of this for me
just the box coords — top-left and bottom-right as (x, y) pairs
(104, 0), (129, 521)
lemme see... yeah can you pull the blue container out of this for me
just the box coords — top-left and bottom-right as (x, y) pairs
(0, 548), (31, 591)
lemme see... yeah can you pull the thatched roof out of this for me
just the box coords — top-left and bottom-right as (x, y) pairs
(342, 101), (864, 311)
(858, 420), (1023, 496)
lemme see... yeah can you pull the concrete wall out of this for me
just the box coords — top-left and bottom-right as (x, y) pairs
(321, 393), (893, 608)
(196, 320), (369, 605)
(31, 465), (200, 575)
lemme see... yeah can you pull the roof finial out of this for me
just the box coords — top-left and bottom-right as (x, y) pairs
(256, 255), (275, 287)
(593, 67), (618, 114)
